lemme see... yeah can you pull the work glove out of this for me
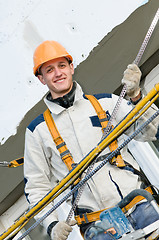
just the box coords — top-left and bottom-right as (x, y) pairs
(121, 63), (142, 98)
(51, 220), (77, 240)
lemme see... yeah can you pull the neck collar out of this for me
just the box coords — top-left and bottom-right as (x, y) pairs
(46, 82), (77, 108)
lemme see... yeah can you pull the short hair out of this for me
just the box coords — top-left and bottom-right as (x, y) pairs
(36, 57), (72, 76)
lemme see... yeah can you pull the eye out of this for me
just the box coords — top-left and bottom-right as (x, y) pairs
(59, 63), (66, 68)
(47, 67), (53, 73)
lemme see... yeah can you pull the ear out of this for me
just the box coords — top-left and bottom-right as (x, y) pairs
(37, 75), (46, 85)
(70, 63), (74, 75)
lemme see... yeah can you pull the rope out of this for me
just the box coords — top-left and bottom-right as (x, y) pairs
(102, 8), (159, 138)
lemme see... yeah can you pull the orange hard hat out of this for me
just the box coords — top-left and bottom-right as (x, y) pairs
(33, 40), (73, 76)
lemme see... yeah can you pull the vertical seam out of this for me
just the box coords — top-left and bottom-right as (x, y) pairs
(109, 170), (123, 200)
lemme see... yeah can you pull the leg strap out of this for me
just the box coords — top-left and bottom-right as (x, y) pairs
(75, 187), (153, 225)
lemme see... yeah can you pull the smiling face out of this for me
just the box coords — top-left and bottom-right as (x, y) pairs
(37, 57), (74, 99)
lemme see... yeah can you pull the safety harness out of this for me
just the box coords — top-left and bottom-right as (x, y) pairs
(43, 94), (125, 172)
(43, 95), (153, 226)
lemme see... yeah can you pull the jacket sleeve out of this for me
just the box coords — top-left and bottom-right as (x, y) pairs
(112, 94), (159, 142)
(24, 127), (58, 230)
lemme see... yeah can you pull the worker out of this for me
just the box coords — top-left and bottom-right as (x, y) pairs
(24, 40), (159, 240)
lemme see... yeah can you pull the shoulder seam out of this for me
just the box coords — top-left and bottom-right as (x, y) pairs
(83, 93), (112, 100)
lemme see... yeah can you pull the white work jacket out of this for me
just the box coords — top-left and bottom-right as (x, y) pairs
(24, 82), (159, 230)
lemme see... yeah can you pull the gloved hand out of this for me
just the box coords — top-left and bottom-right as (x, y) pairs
(121, 63), (142, 98)
(51, 220), (77, 240)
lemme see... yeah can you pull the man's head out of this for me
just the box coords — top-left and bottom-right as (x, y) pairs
(33, 41), (74, 99)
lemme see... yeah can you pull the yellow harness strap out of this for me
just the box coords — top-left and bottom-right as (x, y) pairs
(8, 157), (24, 168)
(86, 95), (108, 130)
(43, 109), (74, 171)
(85, 95), (125, 167)
(75, 186), (153, 225)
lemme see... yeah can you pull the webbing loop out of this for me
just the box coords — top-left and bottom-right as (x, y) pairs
(56, 141), (66, 149)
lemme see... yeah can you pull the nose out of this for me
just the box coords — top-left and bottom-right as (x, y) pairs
(54, 67), (62, 77)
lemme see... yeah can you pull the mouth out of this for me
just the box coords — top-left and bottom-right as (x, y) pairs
(54, 78), (65, 83)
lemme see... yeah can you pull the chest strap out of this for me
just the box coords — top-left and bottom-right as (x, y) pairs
(75, 186), (153, 225)
(43, 109), (74, 171)
(85, 95), (125, 167)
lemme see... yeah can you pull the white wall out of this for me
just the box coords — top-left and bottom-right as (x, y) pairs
(0, 1), (153, 239)
(0, 0), (147, 144)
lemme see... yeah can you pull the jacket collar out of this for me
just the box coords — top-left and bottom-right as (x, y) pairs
(46, 81), (76, 108)
(44, 81), (84, 115)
